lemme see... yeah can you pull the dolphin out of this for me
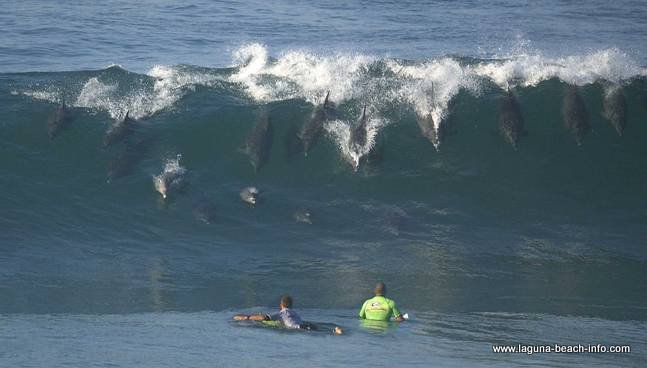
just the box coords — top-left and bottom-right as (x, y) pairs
(340, 105), (376, 172)
(293, 210), (313, 224)
(244, 114), (273, 173)
(47, 102), (73, 140)
(383, 212), (405, 236)
(350, 105), (368, 149)
(298, 91), (332, 156)
(498, 89), (526, 150)
(192, 200), (218, 224)
(562, 85), (590, 146)
(602, 85), (626, 136)
(345, 105), (369, 172)
(103, 111), (136, 148)
(153, 163), (187, 200)
(240, 186), (259, 205)
(106, 139), (149, 181)
(416, 114), (445, 151)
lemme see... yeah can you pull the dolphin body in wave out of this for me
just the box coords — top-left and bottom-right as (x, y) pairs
(498, 89), (527, 150)
(345, 105), (370, 172)
(602, 85), (627, 137)
(562, 86), (590, 146)
(153, 168), (187, 200)
(350, 106), (368, 149)
(416, 114), (445, 151)
(192, 200), (218, 224)
(298, 91), (333, 156)
(47, 102), (73, 140)
(293, 210), (313, 224)
(240, 186), (259, 205)
(103, 111), (136, 148)
(244, 114), (274, 173)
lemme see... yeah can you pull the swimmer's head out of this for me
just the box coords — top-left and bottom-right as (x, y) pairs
(375, 282), (386, 296)
(280, 295), (293, 309)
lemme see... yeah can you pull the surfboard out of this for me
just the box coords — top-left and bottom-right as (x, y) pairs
(235, 319), (343, 335)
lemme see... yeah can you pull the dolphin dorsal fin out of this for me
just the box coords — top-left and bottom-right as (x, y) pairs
(361, 105), (366, 122)
(324, 91), (330, 106)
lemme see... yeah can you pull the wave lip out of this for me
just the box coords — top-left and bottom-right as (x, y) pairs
(12, 44), (647, 156)
(473, 48), (647, 88)
(224, 44), (646, 150)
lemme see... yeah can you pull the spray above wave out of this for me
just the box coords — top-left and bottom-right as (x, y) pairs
(473, 48), (646, 88)
(75, 65), (222, 120)
(22, 64), (225, 121)
(14, 43), (647, 160)
(229, 43), (374, 104)
(228, 44), (646, 151)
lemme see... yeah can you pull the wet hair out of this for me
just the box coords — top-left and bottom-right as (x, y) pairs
(374, 282), (386, 296)
(280, 295), (293, 308)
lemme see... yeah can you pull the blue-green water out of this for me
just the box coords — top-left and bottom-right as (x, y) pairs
(2, 1), (647, 367)
(2, 311), (646, 368)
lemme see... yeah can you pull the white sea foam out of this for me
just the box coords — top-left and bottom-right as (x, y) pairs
(75, 77), (119, 115)
(75, 65), (220, 120)
(20, 44), (645, 152)
(228, 43), (646, 154)
(160, 154), (186, 176)
(386, 57), (481, 129)
(230, 42), (373, 104)
(22, 90), (62, 103)
(21, 64), (223, 121)
(229, 44), (645, 107)
(473, 48), (646, 88)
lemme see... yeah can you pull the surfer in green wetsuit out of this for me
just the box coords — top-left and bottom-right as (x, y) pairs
(359, 282), (405, 322)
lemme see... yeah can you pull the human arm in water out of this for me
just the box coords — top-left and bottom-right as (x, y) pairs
(390, 300), (405, 322)
(358, 300), (368, 319)
(233, 313), (269, 321)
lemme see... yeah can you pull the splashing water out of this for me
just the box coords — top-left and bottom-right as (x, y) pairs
(325, 114), (387, 171)
(153, 154), (187, 199)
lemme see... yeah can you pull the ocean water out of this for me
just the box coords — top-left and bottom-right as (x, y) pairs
(2, 1), (647, 367)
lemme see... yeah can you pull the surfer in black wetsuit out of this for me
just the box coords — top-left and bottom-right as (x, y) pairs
(234, 295), (303, 327)
(233, 295), (343, 335)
